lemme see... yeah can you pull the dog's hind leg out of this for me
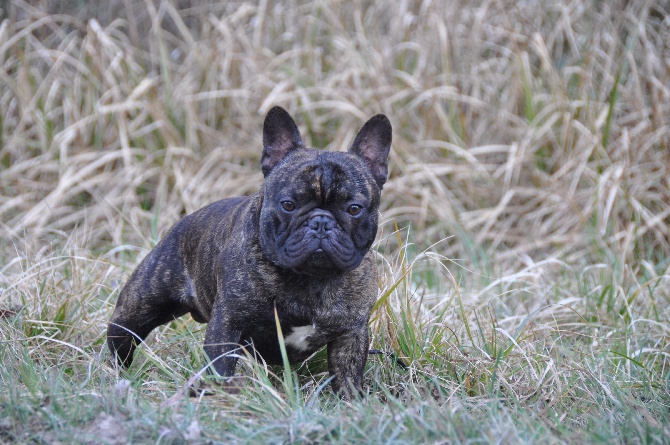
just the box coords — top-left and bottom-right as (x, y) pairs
(107, 297), (190, 368)
(107, 248), (193, 368)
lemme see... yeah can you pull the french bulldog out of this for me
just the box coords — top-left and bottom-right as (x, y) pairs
(107, 106), (391, 398)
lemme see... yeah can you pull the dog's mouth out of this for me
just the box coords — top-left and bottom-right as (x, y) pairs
(310, 248), (332, 265)
(278, 243), (362, 277)
(272, 212), (365, 276)
(294, 248), (340, 277)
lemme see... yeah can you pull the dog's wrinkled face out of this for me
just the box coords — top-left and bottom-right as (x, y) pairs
(260, 150), (380, 275)
(258, 107), (391, 276)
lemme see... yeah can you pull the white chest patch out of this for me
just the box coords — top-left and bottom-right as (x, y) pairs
(284, 324), (318, 352)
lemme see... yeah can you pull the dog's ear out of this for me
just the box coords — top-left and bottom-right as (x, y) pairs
(261, 106), (304, 177)
(348, 114), (392, 189)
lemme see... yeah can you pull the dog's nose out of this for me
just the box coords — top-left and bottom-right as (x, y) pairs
(308, 214), (336, 236)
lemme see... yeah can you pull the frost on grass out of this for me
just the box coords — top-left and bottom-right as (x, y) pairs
(79, 413), (129, 445)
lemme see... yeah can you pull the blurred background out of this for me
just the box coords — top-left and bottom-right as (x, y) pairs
(2, 0), (667, 278)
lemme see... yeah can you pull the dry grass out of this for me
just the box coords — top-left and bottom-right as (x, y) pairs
(1, 0), (669, 443)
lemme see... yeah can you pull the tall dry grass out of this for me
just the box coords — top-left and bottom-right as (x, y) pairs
(1, 0), (667, 269)
(0, 0), (669, 442)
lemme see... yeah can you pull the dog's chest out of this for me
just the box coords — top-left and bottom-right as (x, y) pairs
(240, 317), (330, 364)
(274, 305), (332, 353)
(238, 277), (362, 363)
(242, 299), (342, 362)
(284, 323), (319, 351)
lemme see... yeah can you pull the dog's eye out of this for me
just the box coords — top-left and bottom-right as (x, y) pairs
(347, 204), (363, 216)
(280, 201), (296, 212)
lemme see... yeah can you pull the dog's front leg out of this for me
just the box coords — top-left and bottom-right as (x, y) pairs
(203, 298), (242, 380)
(327, 324), (369, 399)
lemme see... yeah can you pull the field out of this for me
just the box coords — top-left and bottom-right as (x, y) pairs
(1, 0), (669, 443)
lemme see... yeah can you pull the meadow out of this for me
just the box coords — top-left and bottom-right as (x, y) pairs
(0, 0), (669, 443)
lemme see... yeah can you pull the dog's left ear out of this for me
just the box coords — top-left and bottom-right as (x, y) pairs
(349, 114), (392, 190)
(261, 106), (304, 177)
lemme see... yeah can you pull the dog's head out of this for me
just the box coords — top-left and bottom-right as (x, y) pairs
(258, 106), (391, 277)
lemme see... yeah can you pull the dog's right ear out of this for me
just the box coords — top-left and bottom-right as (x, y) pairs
(261, 106), (304, 177)
(348, 114), (392, 190)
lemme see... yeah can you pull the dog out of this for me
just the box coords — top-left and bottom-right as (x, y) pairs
(107, 106), (391, 398)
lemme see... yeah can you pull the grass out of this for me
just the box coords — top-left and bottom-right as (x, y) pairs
(1, 0), (669, 443)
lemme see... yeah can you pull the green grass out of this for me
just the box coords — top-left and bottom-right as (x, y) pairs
(1, 0), (669, 443)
